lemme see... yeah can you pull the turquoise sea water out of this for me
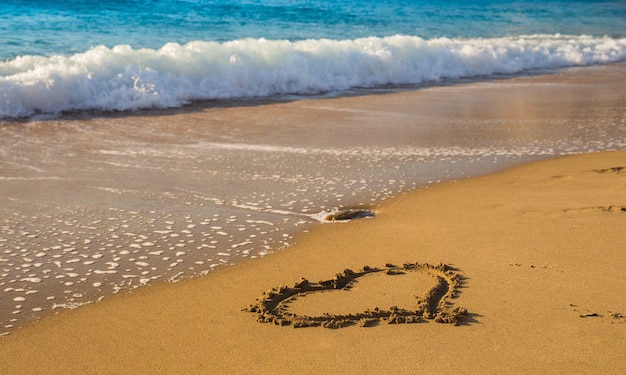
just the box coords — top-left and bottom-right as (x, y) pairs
(3, 0), (625, 58)
(1, 0), (625, 118)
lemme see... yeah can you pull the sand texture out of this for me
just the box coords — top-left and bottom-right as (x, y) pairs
(2, 63), (626, 334)
(1, 150), (625, 374)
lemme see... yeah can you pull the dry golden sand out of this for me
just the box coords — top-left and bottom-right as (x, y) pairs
(1, 150), (625, 374)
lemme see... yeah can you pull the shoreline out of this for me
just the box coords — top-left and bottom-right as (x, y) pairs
(1, 62), (625, 341)
(3, 62), (621, 124)
(1, 150), (625, 373)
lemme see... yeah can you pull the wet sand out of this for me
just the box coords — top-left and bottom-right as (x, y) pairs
(2, 63), (625, 335)
(1, 149), (625, 374)
(0, 63), (625, 372)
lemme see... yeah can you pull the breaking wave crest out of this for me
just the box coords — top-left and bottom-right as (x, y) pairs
(2, 34), (625, 118)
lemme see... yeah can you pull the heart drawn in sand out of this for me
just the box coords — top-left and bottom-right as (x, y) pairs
(244, 262), (467, 328)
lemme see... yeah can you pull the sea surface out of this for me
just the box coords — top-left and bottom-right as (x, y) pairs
(1, 0), (626, 118)
(1, 1), (626, 337)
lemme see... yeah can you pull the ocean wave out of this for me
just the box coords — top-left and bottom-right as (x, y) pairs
(1, 34), (625, 118)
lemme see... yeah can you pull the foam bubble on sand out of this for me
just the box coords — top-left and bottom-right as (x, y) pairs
(94, 270), (118, 275)
(20, 277), (42, 283)
(148, 250), (164, 255)
(6, 138), (623, 337)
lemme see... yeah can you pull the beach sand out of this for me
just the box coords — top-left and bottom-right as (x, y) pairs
(1, 63), (626, 373)
(1, 150), (625, 373)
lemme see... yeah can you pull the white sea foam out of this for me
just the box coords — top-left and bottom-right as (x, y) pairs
(1, 34), (625, 118)
(20, 277), (42, 283)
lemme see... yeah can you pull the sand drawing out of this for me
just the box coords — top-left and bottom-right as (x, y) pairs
(245, 262), (467, 328)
